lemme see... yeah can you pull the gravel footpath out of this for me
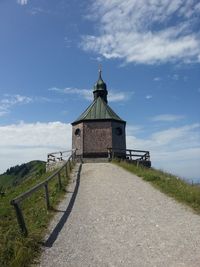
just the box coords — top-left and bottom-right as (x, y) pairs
(38, 163), (200, 267)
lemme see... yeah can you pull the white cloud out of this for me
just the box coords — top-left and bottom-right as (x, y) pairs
(49, 87), (131, 102)
(82, 0), (200, 64)
(90, 56), (103, 62)
(126, 125), (143, 135)
(127, 124), (200, 150)
(151, 124), (200, 147)
(109, 91), (133, 102)
(49, 87), (92, 101)
(1, 94), (32, 105)
(0, 122), (72, 174)
(151, 114), (185, 122)
(29, 7), (44, 15)
(17, 0), (28, 5)
(145, 95), (152, 100)
(126, 123), (200, 180)
(0, 94), (32, 117)
(153, 77), (162, 82)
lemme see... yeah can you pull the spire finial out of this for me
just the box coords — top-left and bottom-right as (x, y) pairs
(98, 64), (102, 78)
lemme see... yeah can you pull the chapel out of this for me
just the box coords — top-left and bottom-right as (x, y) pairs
(71, 69), (126, 158)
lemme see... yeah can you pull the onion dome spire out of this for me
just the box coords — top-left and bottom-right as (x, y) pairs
(93, 66), (108, 103)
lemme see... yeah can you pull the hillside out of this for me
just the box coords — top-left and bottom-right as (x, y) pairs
(0, 160), (46, 190)
(0, 160), (70, 267)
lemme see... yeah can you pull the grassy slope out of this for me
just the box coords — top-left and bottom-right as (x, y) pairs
(0, 161), (46, 189)
(0, 163), (71, 267)
(114, 160), (200, 214)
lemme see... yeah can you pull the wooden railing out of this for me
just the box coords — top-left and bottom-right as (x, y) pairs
(47, 150), (73, 163)
(107, 148), (150, 162)
(10, 150), (76, 236)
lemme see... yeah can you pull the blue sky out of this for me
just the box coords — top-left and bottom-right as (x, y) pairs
(0, 0), (200, 181)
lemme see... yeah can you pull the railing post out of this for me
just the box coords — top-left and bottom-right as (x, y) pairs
(44, 183), (50, 210)
(65, 164), (68, 178)
(12, 202), (28, 236)
(69, 158), (72, 170)
(72, 151), (75, 163)
(108, 148), (111, 160)
(58, 172), (62, 190)
(71, 157), (73, 167)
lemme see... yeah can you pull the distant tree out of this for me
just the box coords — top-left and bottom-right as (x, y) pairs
(20, 166), (29, 178)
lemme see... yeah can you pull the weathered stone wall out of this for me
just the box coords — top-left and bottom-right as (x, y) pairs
(111, 121), (126, 151)
(83, 121), (112, 156)
(72, 122), (83, 156)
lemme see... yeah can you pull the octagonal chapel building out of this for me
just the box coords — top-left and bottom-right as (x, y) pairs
(71, 70), (126, 158)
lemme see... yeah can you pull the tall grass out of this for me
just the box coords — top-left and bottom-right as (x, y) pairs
(114, 160), (200, 214)
(0, 166), (71, 267)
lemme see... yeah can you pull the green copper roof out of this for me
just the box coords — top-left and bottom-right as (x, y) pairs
(72, 96), (125, 124)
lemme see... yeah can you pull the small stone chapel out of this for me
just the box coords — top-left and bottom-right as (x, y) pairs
(71, 69), (126, 158)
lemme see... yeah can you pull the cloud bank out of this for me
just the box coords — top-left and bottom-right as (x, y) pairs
(0, 121), (199, 182)
(127, 123), (200, 181)
(82, 0), (200, 64)
(0, 122), (72, 174)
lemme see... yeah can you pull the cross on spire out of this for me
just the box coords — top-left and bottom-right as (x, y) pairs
(99, 64), (102, 78)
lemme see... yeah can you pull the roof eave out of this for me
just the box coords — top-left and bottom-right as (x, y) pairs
(71, 118), (126, 126)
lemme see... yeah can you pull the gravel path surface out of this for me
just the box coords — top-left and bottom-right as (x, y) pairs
(38, 163), (200, 267)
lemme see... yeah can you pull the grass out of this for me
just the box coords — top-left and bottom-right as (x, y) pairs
(0, 164), (73, 267)
(114, 160), (200, 214)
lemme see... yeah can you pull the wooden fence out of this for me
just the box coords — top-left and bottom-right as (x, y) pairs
(107, 148), (150, 162)
(47, 150), (73, 163)
(10, 150), (76, 236)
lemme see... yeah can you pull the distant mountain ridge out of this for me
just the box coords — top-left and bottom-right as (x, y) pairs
(0, 160), (46, 189)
